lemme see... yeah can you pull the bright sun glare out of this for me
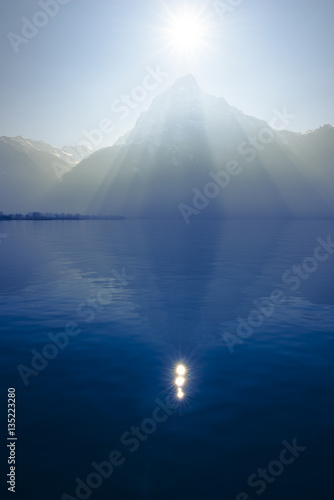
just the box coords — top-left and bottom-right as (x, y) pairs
(176, 364), (186, 376)
(175, 364), (187, 398)
(175, 376), (185, 387)
(168, 13), (206, 53)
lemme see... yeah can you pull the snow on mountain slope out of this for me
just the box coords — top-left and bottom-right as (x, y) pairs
(1, 136), (93, 167)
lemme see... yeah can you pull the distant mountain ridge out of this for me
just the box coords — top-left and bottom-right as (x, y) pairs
(1, 136), (93, 166)
(0, 136), (94, 212)
(0, 76), (333, 219)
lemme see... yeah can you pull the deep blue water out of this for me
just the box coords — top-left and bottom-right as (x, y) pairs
(1, 220), (334, 500)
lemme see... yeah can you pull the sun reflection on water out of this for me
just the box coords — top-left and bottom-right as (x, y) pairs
(175, 364), (187, 398)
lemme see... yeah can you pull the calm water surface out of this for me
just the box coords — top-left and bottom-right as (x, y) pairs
(0, 220), (334, 500)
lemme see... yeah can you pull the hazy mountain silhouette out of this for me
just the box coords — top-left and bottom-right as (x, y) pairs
(1, 76), (333, 218)
(0, 136), (93, 212)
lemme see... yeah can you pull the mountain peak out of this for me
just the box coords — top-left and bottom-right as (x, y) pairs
(172, 74), (200, 91)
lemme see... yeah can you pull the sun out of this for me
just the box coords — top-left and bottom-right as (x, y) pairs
(168, 12), (207, 53)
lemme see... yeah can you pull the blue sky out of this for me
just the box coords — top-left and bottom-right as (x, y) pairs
(0, 0), (333, 148)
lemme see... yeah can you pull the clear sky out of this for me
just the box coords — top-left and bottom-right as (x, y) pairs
(0, 0), (333, 148)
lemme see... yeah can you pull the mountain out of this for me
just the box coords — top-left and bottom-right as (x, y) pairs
(43, 75), (333, 219)
(277, 125), (334, 212)
(2, 136), (93, 167)
(0, 136), (93, 213)
(1, 76), (333, 219)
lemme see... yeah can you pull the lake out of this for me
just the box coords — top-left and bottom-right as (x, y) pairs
(1, 220), (334, 500)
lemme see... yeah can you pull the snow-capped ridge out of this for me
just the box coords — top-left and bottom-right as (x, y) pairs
(0, 135), (94, 167)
